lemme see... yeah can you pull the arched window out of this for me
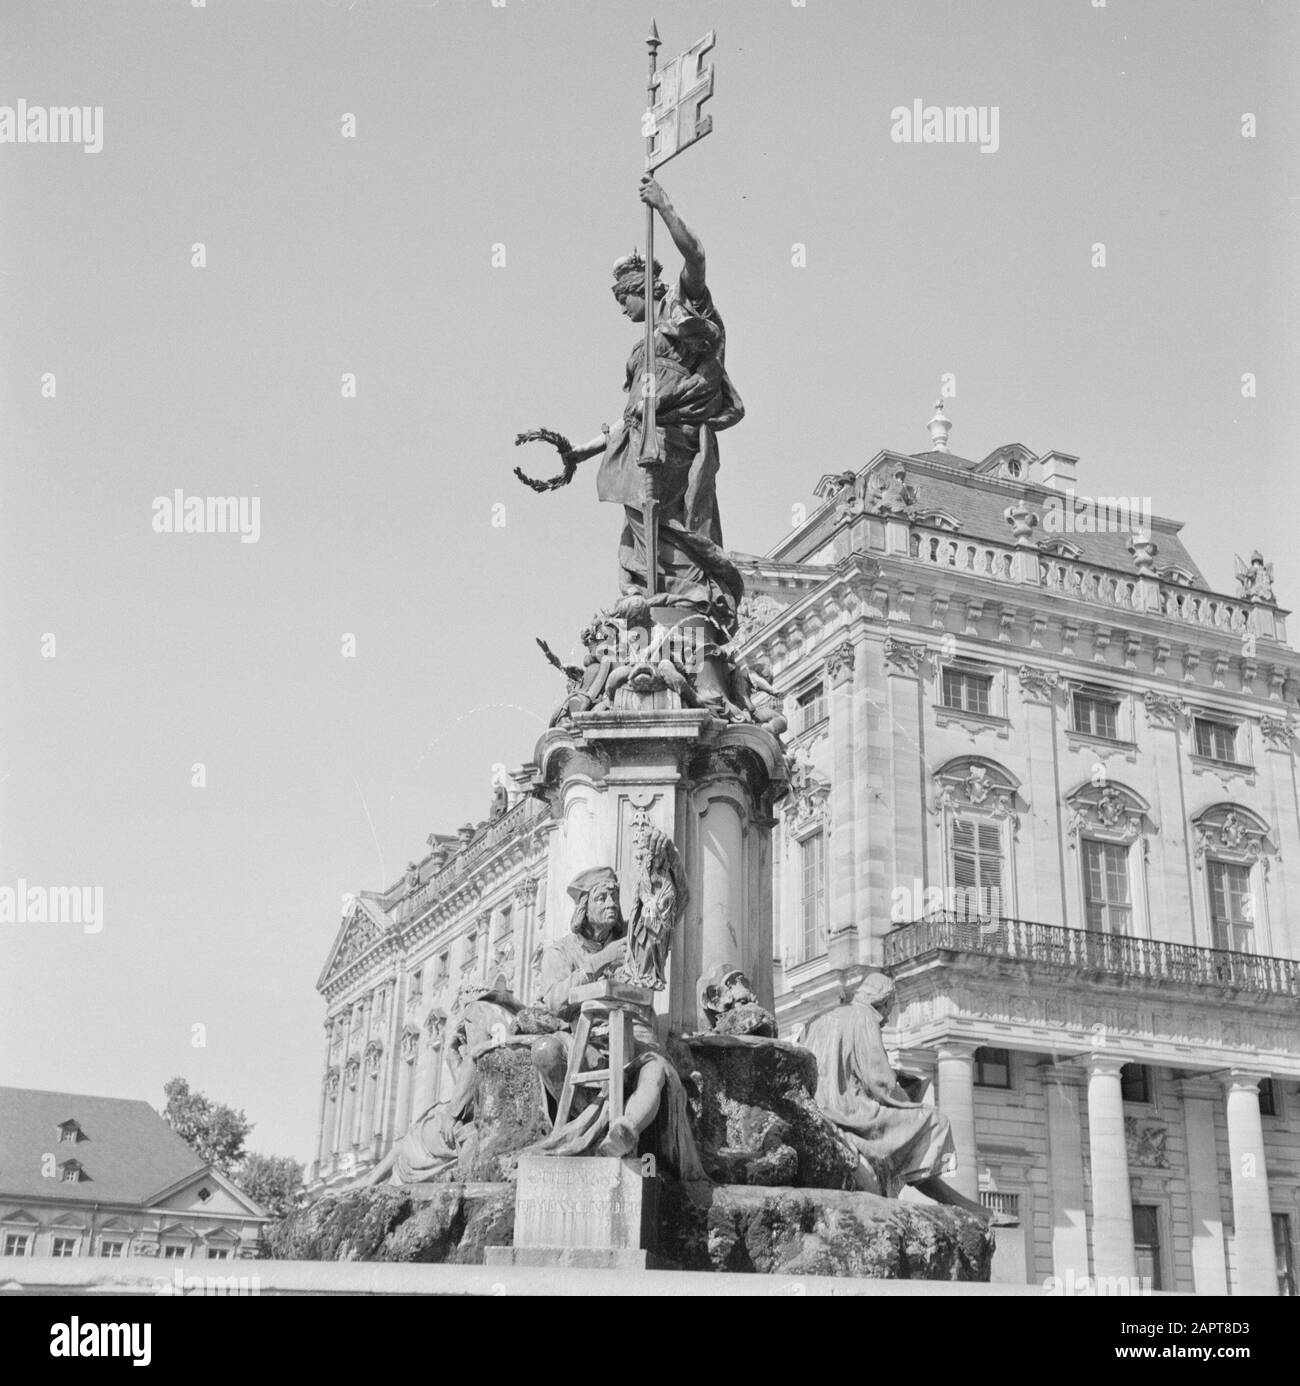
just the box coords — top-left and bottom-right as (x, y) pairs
(1191, 804), (1277, 953)
(1064, 780), (1154, 938)
(931, 758), (1022, 919)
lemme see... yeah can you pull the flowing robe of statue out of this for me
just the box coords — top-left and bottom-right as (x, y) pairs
(596, 279), (746, 635)
(804, 993), (957, 1198)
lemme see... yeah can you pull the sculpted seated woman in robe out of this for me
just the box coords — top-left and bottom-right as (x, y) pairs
(803, 972), (989, 1214)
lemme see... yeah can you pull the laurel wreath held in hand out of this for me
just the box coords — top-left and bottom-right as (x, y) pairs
(513, 428), (577, 492)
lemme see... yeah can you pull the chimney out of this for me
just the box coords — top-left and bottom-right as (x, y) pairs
(1036, 450), (1078, 493)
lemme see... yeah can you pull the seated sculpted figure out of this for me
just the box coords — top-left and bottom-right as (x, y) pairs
(804, 972), (986, 1212)
(530, 866), (705, 1181)
(365, 985), (521, 1186)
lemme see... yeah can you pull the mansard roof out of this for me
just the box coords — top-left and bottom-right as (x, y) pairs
(773, 446), (1208, 586)
(0, 1087), (207, 1206)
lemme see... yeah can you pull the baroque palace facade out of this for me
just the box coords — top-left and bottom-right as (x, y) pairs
(312, 408), (1299, 1296)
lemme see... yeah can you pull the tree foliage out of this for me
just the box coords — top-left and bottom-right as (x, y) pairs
(162, 1077), (251, 1175)
(235, 1152), (306, 1218)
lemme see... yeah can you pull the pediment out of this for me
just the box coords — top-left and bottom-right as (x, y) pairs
(1064, 779), (1154, 840)
(319, 896), (395, 986)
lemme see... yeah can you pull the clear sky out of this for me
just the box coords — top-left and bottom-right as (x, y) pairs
(2, 0), (1296, 1162)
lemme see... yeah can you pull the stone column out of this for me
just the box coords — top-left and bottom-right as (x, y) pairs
(413, 1016), (444, 1114)
(513, 878), (536, 1000)
(316, 1070), (339, 1175)
(697, 788), (746, 981)
(935, 1042), (979, 1200)
(311, 1022), (332, 1180)
(360, 1041), (382, 1157)
(339, 1055), (360, 1160)
(395, 1026), (418, 1134)
(825, 640), (858, 959)
(1042, 1065), (1090, 1281)
(1222, 1070), (1276, 1296)
(1178, 1077), (1228, 1294)
(1085, 1055), (1137, 1280)
(378, 981), (401, 1150)
(350, 995), (372, 1150)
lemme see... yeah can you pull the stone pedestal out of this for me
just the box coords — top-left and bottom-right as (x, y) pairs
(533, 699), (787, 1032)
(484, 1156), (661, 1270)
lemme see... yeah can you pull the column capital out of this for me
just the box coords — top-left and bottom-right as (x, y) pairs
(934, 1040), (980, 1064)
(1217, 1068), (1271, 1094)
(1084, 1053), (1126, 1080)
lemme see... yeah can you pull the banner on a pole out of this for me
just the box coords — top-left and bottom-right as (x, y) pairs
(646, 30), (715, 171)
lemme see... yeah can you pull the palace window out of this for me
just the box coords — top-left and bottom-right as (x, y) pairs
(974, 1047), (1012, 1089)
(1258, 1079), (1277, 1118)
(795, 683), (826, 734)
(162, 1245), (188, 1260)
(1193, 717), (1238, 763)
(461, 930), (480, 975)
(2, 1233), (29, 1257)
(1275, 1215), (1296, 1297)
(1120, 1064), (1151, 1104)
(434, 951), (450, 985)
(99, 1241), (125, 1258)
(409, 967), (423, 1001)
(51, 1237), (78, 1258)
(941, 667), (992, 716)
(1207, 859), (1253, 953)
(207, 1248), (230, 1261)
(1132, 1205), (1164, 1291)
(951, 817), (1003, 918)
(798, 831), (827, 962)
(1082, 839), (1132, 935)
(1072, 689), (1120, 740)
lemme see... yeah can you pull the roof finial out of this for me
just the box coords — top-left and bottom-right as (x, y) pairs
(647, 19), (661, 52)
(927, 398), (952, 453)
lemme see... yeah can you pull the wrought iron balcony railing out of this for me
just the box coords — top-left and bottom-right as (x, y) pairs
(883, 912), (1300, 999)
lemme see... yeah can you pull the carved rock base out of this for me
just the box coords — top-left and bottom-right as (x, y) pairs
(457, 1043), (551, 1182)
(682, 1034), (858, 1189)
(268, 1183), (514, 1264)
(659, 1183), (993, 1280)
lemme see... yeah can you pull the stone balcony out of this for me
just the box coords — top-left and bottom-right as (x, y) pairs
(883, 912), (1300, 1003)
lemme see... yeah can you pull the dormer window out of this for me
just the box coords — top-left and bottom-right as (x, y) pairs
(59, 1159), (85, 1183)
(57, 1120), (82, 1144)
